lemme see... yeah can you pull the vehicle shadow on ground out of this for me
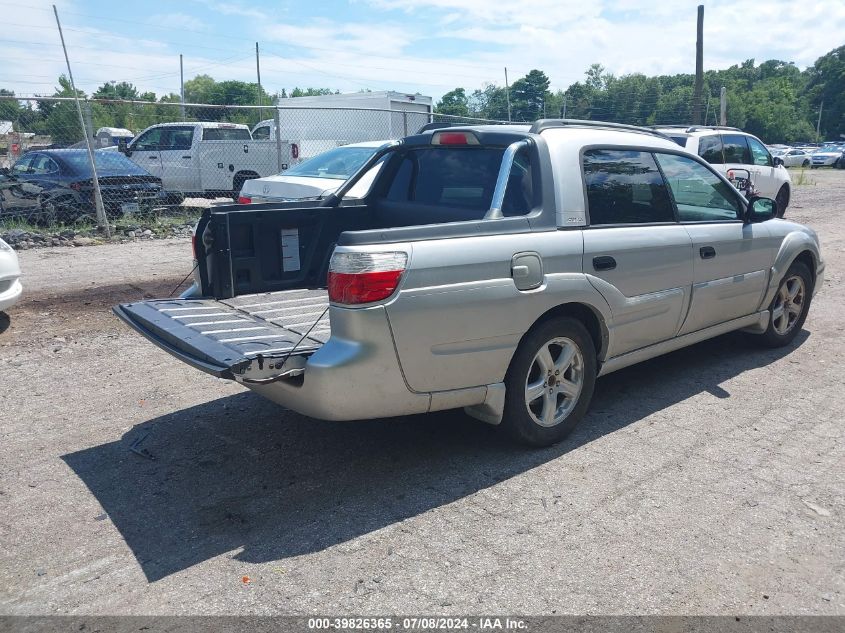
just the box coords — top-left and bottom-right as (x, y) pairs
(62, 330), (808, 582)
(0, 311), (9, 334)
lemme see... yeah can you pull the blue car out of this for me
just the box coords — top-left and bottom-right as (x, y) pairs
(1, 149), (164, 223)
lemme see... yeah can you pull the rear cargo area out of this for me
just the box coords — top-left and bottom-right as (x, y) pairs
(114, 288), (329, 378)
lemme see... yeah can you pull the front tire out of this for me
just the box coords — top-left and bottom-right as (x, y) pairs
(775, 185), (790, 218)
(752, 261), (812, 348)
(501, 317), (597, 447)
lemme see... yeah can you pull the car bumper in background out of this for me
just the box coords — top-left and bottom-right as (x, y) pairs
(0, 277), (22, 311)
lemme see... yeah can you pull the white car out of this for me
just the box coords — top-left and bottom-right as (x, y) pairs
(771, 148), (813, 168)
(810, 145), (845, 168)
(237, 141), (390, 204)
(0, 238), (22, 312)
(656, 126), (793, 216)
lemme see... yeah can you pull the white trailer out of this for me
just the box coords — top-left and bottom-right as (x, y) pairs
(251, 91), (432, 159)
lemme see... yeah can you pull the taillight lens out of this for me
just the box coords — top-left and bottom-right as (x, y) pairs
(69, 182), (81, 191)
(237, 196), (251, 204)
(328, 251), (407, 305)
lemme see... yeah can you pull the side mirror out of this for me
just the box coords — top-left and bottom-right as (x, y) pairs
(745, 196), (776, 223)
(773, 156), (784, 167)
(118, 139), (131, 156)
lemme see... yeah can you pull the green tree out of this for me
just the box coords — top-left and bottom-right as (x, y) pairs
(510, 70), (551, 121)
(805, 45), (845, 139)
(435, 88), (470, 117)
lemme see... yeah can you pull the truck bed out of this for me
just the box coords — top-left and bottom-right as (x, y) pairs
(114, 288), (329, 378)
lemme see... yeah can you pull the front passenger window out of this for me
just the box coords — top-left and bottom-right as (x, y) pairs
(655, 153), (742, 222)
(747, 137), (772, 166)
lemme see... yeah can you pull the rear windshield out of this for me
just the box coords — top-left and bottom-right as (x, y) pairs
(202, 127), (251, 141)
(285, 146), (378, 179)
(382, 146), (533, 217)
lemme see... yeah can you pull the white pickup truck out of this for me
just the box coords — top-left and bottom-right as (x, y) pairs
(120, 122), (292, 198)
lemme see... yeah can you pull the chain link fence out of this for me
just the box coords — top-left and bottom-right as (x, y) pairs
(0, 96), (500, 238)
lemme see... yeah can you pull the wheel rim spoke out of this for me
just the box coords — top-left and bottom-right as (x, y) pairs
(554, 343), (576, 373)
(535, 346), (554, 373)
(559, 378), (580, 398)
(541, 392), (557, 425)
(526, 379), (546, 403)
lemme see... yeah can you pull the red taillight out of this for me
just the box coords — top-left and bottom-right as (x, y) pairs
(237, 196), (251, 204)
(191, 231), (197, 260)
(69, 182), (81, 191)
(327, 251), (407, 305)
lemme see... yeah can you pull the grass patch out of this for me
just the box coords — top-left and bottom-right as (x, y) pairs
(792, 169), (816, 186)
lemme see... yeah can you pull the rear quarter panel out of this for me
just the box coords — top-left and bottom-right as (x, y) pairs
(383, 229), (609, 393)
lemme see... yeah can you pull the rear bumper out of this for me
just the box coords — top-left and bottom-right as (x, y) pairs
(239, 305), (433, 421)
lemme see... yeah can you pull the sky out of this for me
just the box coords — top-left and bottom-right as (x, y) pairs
(1, 0), (843, 104)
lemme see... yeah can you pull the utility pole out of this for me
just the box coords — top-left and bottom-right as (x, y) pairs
(719, 86), (726, 125)
(691, 4), (704, 125)
(562, 94), (567, 119)
(703, 94), (710, 125)
(53, 4), (109, 236)
(255, 42), (263, 118)
(504, 67), (512, 122)
(816, 100), (824, 141)
(179, 54), (186, 119)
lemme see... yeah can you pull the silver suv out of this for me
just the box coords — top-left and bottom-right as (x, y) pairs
(655, 126), (793, 216)
(116, 120), (824, 447)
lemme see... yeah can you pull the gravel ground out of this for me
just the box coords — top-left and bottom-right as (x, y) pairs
(1, 171), (843, 615)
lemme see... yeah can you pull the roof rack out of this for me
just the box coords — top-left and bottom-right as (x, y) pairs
(651, 124), (742, 133)
(529, 119), (673, 141)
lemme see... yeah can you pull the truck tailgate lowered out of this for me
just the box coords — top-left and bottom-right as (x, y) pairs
(114, 289), (329, 379)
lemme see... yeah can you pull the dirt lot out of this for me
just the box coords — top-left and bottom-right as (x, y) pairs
(1, 171), (843, 615)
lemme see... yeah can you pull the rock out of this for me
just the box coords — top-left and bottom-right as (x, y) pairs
(72, 237), (95, 247)
(17, 242), (30, 250)
(142, 229), (153, 238)
(59, 230), (75, 239)
(126, 231), (136, 238)
(4, 228), (28, 242)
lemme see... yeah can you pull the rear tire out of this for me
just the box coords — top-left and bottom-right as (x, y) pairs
(775, 185), (790, 218)
(802, 159), (810, 167)
(751, 261), (812, 348)
(501, 317), (597, 447)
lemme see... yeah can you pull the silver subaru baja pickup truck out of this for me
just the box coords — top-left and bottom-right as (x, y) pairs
(114, 120), (824, 447)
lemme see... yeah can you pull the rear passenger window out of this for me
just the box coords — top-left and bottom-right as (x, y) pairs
(583, 149), (675, 225)
(697, 135), (724, 164)
(721, 134), (752, 164)
(747, 137), (772, 166)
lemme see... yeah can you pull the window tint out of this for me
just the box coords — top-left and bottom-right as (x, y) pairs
(133, 128), (162, 151)
(747, 137), (772, 166)
(251, 126), (271, 140)
(29, 155), (58, 174)
(655, 153), (742, 222)
(697, 135), (724, 164)
(668, 135), (689, 147)
(12, 156), (33, 173)
(384, 147), (506, 211)
(163, 127), (194, 150)
(582, 149), (674, 225)
(721, 134), (752, 164)
(202, 127), (250, 141)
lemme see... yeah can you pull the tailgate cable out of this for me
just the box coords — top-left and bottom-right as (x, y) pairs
(238, 305), (330, 385)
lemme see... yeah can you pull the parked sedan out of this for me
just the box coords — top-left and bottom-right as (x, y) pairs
(237, 141), (389, 204)
(810, 145), (845, 168)
(3, 149), (165, 222)
(771, 148), (812, 168)
(0, 237), (22, 313)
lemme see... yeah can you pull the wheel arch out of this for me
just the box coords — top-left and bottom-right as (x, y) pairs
(529, 301), (610, 364)
(762, 233), (821, 309)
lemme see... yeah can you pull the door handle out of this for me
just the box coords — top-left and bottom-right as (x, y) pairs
(182, 155), (191, 159)
(512, 265), (530, 278)
(700, 246), (716, 259)
(592, 256), (616, 271)
(148, 156), (158, 160)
